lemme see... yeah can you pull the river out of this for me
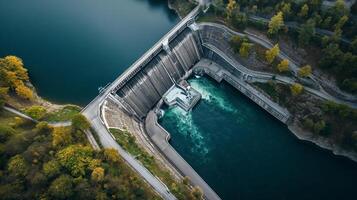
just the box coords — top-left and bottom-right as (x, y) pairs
(160, 76), (357, 200)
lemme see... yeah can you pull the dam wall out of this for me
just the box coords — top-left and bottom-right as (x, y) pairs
(113, 28), (202, 119)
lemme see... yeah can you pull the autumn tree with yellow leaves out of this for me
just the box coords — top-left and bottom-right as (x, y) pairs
(0, 55), (33, 100)
(265, 44), (280, 64)
(91, 167), (105, 182)
(239, 42), (253, 58)
(298, 4), (309, 18)
(268, 12), (284, 36)
(298, 65), (312, 77)
(290, 83), (304, 96)
(277, 59), (289, 72)
(226, 0), (237, 21)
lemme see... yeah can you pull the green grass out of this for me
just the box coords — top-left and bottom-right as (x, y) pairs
(44, 105), (81, 122)
(109, 128), (193, 200)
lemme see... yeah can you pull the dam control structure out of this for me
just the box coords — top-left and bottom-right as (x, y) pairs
(83, 5), (290, 200)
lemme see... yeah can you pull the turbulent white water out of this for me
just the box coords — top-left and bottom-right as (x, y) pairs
(163, 78), (241, 157)
(189, 78), (237, 113)
(165, 106), (209, 156)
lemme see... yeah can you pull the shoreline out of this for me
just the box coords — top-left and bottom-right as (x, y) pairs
(288, 123), (357, 163)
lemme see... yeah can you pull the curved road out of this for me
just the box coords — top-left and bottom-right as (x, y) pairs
(198, 22), (357, 107)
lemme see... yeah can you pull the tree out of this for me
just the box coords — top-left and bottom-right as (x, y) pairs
(25, 105), (47, 120)
(189, 186), (204, 200)
(15, 83), (33, 100)
(230, 35), (243, 53)
(298, 19), (316, 46)
(48, 175), (74, 200)
(226, 0), (237, 20)
(7, 154), (29, 177)
(43, 160), (61, 178)
(303, 118), (314, 130)
(0, 55), (31, 100)
(232, 13), (247, 29)
(72, 114), (90, 131)
(319, 43), (343, 69)
(351, 37), (357, 54)
(335, 15), (348, 30)
(13, 116), (27, 128)
(2, 56), (29, 81)
(313, 120), (326, 134)
(0, 125), (17, 142)
(35, 121), (52, 134)
(56, 144), (93, 177)
(239, 42), (253, 58)
(265, 44), (280, 64)
(298, 65), (312, 77)
(321, 16), (332, 29)
(91, 167), (105, 182)
(268, 12), (284, 36)
(309, 0), (322, 11)
(52, 127), (73, 147)
(0, 87), (8, 96)
(290, 83), (304, 96)
(333, 0), (348, 18)
(280, 3), (291, 18)
(298, 4), (309, 18)
(103, 148), (121, 164)
(0, 87), (9, 107)
(277, 59), (289, 72)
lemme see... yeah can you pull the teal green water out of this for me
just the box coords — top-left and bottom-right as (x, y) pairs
(2, 0), (357, 199)
(160, 76), (357, 200)
(0, 0), (178, 105)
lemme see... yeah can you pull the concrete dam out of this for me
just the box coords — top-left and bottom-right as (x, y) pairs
(111, 23), (290, 124)
(84, 6), (290, 200)
(113, 28), (202, 119)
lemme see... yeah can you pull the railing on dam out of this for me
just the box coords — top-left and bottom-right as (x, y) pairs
(196, 66), (290, 123)
(112, 6), (200, 93)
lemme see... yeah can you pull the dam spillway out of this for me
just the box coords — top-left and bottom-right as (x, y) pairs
(95, 9), (291, 200)
(113, 28), (202, 119)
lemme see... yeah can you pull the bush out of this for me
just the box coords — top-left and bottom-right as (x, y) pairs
(71, 114), (90, 131)
(25, 106), (47, 120)
(48, 175), (74, 200)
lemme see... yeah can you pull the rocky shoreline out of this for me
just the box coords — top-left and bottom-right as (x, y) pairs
(288, 123), (357, 162)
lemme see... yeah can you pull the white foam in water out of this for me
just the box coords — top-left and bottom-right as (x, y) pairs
(189, 78), (236, 113)
(169, 107), (209, 156)
(163, 78), (238, 159)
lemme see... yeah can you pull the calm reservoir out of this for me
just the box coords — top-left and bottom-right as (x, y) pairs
(0, 0), (178, 105)
(1, 1), (357, 200)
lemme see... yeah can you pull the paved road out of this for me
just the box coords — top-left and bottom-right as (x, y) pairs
(4, 106), (37, 123)
(3, 106), (72, 127)
(81, 6), (202, 200)
(198, 22), (357, 107)
(248, 15), (351, 44)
